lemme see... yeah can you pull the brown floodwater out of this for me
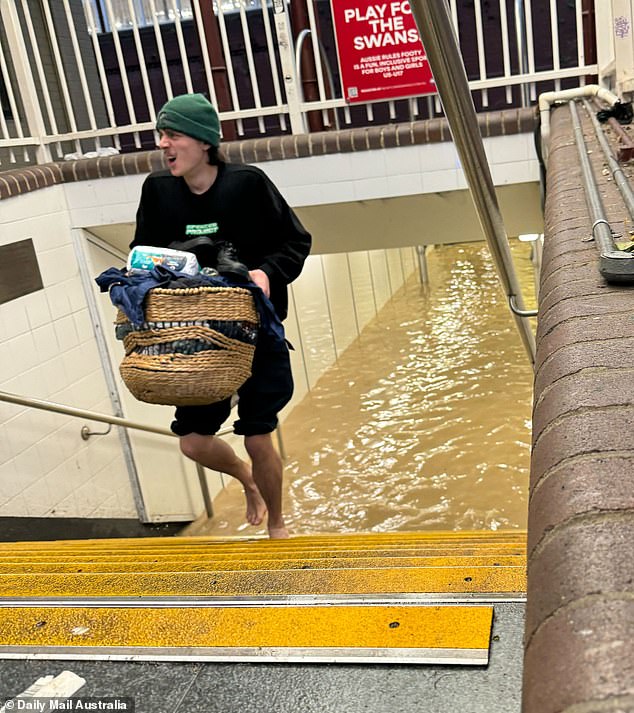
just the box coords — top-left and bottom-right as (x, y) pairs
(200, 241), (536, 536)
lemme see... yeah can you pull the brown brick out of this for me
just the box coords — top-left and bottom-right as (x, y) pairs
(221, 142), (240, 164)
(302, 134), (319, 158)
(528, 455), (634, 555)
(365, 126), (384, 150)
(536, 292), (634, 338)
(411, 120), (428, 144)
(530, 406), (634, 487)
(535, 313), (634, 374)
(322, 131), (340, 155)
(525, 515), (634, 638)
(533, 368), (634, 441)
(534, 336), (634, 395)
(238, 139), (257, 163)
(350, 128), (368, 152)
(267, 138), (285, 161)
(425, 117), (445, 143)
(380, 125), (398, 149)
(517, 106), (539, 132)
(537, 276), (613, 317)
(334, 129), (354, 153)
(537, 265), (607, 310)
(523, 599), (634, 713)
(396, 123), (414, 147)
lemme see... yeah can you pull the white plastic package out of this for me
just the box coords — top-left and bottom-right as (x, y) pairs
(127, 245), (200, 276)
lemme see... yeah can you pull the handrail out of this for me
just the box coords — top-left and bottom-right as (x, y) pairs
(409, 0), (537, 365)
(0, 389), (235, 438)
(294, 28), (339, 131)
(0, 389), (173, 437)
(569, 100), (634, 283)
(0, 388), (287, 522)
(0, 389), (227, 519)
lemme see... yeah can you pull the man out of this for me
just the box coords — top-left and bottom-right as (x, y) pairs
(132, 93), (311, 538)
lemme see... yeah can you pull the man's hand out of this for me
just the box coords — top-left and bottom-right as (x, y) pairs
(248, 269), (270, 297)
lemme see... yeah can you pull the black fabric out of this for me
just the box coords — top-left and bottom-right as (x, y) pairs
(597, 101), (634, 125)
(133, 162), (312, 321)
(170, 340), (293, 437)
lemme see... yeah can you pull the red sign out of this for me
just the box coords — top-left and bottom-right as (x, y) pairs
(330, 0), (435, 103)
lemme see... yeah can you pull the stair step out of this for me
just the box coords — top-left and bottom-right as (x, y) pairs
(0, 553), (525, 574)
(0, 564), (525, 597)
(0, 531), (526, 552)
(0, 604), (494, 665)
(0, 545), (525, 563)
(0, 554), (524, 574)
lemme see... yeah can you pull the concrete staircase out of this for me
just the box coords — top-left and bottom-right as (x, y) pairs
(0, 531), (526, 664)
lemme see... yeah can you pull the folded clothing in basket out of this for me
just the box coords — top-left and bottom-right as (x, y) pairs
(95, 265), (286, 406)
(95, 265), (284, 347)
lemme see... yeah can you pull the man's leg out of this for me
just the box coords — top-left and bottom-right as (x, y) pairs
(245, 433), (288, 539)
(180, 432), (266, 526)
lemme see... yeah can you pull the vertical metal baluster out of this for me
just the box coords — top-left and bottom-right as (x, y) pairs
(102, 0), (141, 147)
(216, 1), (244, 135)
(238, 0), (265, 133)
(83, 0), (121, 153)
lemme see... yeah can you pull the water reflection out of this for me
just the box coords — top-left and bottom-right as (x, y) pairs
(204, 241), (535, 536)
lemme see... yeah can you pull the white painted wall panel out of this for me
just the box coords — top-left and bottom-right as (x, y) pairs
(0, 189), (138, 520)
(348, 251), (377, 332)
(369, 250), (391, 311)
(321, 253), (358, 358)
(290, 256), (336, 389)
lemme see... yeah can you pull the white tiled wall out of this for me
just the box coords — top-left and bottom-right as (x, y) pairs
(275, 133), (538, 207)
(0, 189), (137, 519)
(282, 247), (417, 415)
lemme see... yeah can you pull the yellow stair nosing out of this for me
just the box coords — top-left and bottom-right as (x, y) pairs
(0, 604), (494, 665)
(0, 542), (527, 555)
(0, 565), (526, 597)
(0, 531), (527, 550)
(0, 555), (525, 575)
(0, 550), (526, 562)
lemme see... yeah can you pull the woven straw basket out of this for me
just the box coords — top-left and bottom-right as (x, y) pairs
(116, 285), (259, 406)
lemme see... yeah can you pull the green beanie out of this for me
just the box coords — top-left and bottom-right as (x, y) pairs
(156, 93), (221, 147)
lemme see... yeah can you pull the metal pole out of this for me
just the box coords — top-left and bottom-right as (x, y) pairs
(514, 0), (531, 107)
(408, 0), (536, 364)
(0, 389), (175, 437)
(569, 100), (634, 283)
(416, 245), (430, 285)
(196, 463), (214, 519)
(273, 0), (305, 135)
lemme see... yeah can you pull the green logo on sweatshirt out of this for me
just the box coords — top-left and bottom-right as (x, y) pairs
(185, 222), (219, 236)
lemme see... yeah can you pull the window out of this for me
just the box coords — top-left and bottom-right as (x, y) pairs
(85, 1), (194, 33)
(85, 0), (264, 32)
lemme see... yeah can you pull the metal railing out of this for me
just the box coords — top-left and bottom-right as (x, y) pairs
(0, 387), (287, 521)
(0, 388), (224, 519)
(0, 0), (598, 166)
(410, 0), (537, 363)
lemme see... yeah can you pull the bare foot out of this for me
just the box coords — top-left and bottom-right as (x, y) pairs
(268, 525), (290, 539)
(243, 482), (267, 526)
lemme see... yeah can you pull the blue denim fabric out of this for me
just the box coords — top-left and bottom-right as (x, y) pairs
(94, 265), (285, 346)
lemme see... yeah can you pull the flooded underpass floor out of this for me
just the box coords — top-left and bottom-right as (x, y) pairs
(194, 240), (536, 537)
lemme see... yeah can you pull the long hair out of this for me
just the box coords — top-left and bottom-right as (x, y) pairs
(208, 145), (226, 165)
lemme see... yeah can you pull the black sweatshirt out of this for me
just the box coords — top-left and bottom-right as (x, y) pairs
(131, 162), (312, 321)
